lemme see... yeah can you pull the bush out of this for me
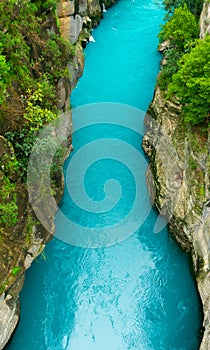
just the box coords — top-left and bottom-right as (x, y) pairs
(167, 36), (210, 125)
(23, 83), (57, 131)
(5, 129), (37, 179)
(41, 35), (75, 81)
(158, 48), (182, 90)
(159, 4), (199, 51)
(0, 176), (18, 227)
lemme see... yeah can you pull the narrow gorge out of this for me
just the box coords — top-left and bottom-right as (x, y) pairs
(0, 0), (209, 349)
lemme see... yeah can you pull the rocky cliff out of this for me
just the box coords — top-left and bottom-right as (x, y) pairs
(0, 0), (116, 348)
(143, 2), (210, 349)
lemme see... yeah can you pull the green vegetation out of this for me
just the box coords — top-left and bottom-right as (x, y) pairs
(0, 0), (74, 133)
(158, 4), (199, 90)
(0, 0), (75, 174)
(11, 266), (22, 276)
(157, 48), (183, 90)
(0, 176), (18, 227)
(5, 129), (37, 179)
(0, 52), (10, 104)
(168, 36), (210, 124)
(0, 1), (75, 235)
(23, 83), (57, 131)
(159, 4), (199, 51)
(158, 1), (209, 125)
(163, 0), (204, 17)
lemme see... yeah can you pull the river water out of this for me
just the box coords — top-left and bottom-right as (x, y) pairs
(6, 0), (202, 349)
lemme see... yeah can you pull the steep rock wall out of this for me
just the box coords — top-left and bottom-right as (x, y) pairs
(143, 2), (210, 349)
(143, 89), (209, 349)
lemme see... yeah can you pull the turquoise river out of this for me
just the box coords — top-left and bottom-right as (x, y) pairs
(6, 0), (203, 349)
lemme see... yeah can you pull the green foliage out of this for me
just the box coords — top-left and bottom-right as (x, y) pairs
(34, 0), (59, 11)
(0, 1), (76, 185)
(41, 35), (75, 80)
(158, 48), (182, 89)
(11, 266), (22, 276)
(188, 157), (197, 169)
(163, 0), (204, 17)
(0, 282), (7, 294)
(0, 0), (75, 117)
(159, 4), (199, 51)
(0, 52), (10, 104)
(5, 129), (37, 179)
(0, 0), (41, 91)
(158, 3), (200, 91)
(24, 83), (57, 131)
(1, 154), (19, 182)
(0, 176), (18, 227)
(4, 81), (58, 178)
(168, 36), (210, 125)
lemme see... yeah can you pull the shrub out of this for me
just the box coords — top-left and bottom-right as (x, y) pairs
(11, 266), (22, 276)
(158, 48), (182, 89)
(167, 36), (210, 125)
(159, 4), (199, 51)
(23, 83), (57, 131)
(0, 176), (18, 227)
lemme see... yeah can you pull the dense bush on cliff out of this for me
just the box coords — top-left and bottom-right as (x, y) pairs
(158, 1), (210, 125)
(159, 4), (199, 51)
(0, 0), (75, 188)
(168, 35), (210, 124)
(158, 4), (199, 90)
(0, 0), (74, 132)
(0, 0), (74, 269)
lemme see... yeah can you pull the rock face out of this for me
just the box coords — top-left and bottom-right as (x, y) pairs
(200, 1), (210, 39)
(0, 0), (117, 349)
(57, 0), (117, 45)
(143, 90), (210, 350)
(143, 3), (210, 348)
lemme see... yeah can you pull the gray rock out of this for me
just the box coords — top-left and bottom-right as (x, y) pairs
(79, 0), (88, 14)
(200, 2), (210, 39)
(0, 297), (19, 350)
(69, 15), (83, 43)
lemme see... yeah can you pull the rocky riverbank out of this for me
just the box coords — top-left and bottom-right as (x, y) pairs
(143, 2), (210, 349)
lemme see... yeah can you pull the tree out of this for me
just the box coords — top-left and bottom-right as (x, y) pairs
(163, 0), (204, 17)
(159, 4), (199, 51)
(168, 36), (210, 125)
